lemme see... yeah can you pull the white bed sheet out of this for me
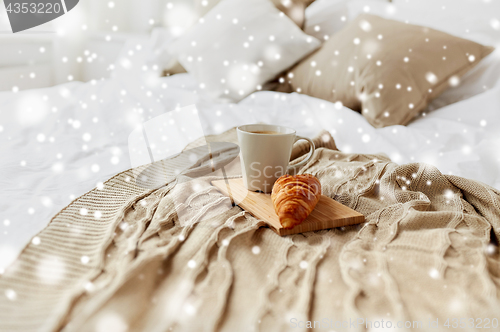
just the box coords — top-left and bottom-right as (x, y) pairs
(1, 68), (500, 272)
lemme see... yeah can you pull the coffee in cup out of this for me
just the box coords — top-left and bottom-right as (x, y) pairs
(237, 124), (315, 193)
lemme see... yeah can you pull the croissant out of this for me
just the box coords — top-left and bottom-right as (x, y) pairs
(271, 174), (321, 229)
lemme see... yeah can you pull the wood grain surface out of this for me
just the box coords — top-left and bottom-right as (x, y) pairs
(212, 178), (365, 236)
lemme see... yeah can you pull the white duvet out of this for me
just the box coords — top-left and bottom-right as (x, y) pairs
(1, 0), (500, 271)
(1, 69), (500, 271)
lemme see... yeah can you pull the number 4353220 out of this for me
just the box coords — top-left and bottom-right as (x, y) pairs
(444, 318), (498, 329)
(5, 2), (63, 14)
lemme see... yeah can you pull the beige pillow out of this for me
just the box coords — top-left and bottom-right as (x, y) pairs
(287, 14), (494, 127)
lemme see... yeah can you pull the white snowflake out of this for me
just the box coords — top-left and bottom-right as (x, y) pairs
(359, 20), (372, 31)
(37, 256), (66, 285)
(429, 268), (440, 279)
(84, 281), (95, 292)
(491, 19), (500, 31)
(5, 289), (17, 301)
(36, 133), (46, 142)
(82, 133), (92, 142)
(425, 72), (438, 85)
(449, 76), (460, 87)
(485, 244), (497, 255)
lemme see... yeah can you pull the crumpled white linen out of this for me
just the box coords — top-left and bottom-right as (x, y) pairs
(1, 66), (499, 271)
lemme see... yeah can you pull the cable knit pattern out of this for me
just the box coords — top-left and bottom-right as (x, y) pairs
(0, 129), (499, 331)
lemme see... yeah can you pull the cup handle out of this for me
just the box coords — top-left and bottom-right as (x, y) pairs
(287, 135), (315, 173)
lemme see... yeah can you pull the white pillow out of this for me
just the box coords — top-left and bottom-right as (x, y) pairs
(392, 0), (500, 44)
(304, 0), (386, 40)
(348, 0), (500, 45)
(169, 0), (320, 102)
(427, 49), (500, 111)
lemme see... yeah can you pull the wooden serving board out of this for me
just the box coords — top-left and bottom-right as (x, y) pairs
(212, 178), (365, 236)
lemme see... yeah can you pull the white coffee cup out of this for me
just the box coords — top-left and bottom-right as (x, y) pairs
(237, 124), (315, 193)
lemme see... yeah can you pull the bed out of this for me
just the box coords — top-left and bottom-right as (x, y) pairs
(1, 0), (500, 330)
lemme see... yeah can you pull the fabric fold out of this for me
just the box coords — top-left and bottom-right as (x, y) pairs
(1, 128), (499, 332)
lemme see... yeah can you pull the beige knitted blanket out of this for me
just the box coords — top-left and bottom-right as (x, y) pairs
(1, 129), (500, 332)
